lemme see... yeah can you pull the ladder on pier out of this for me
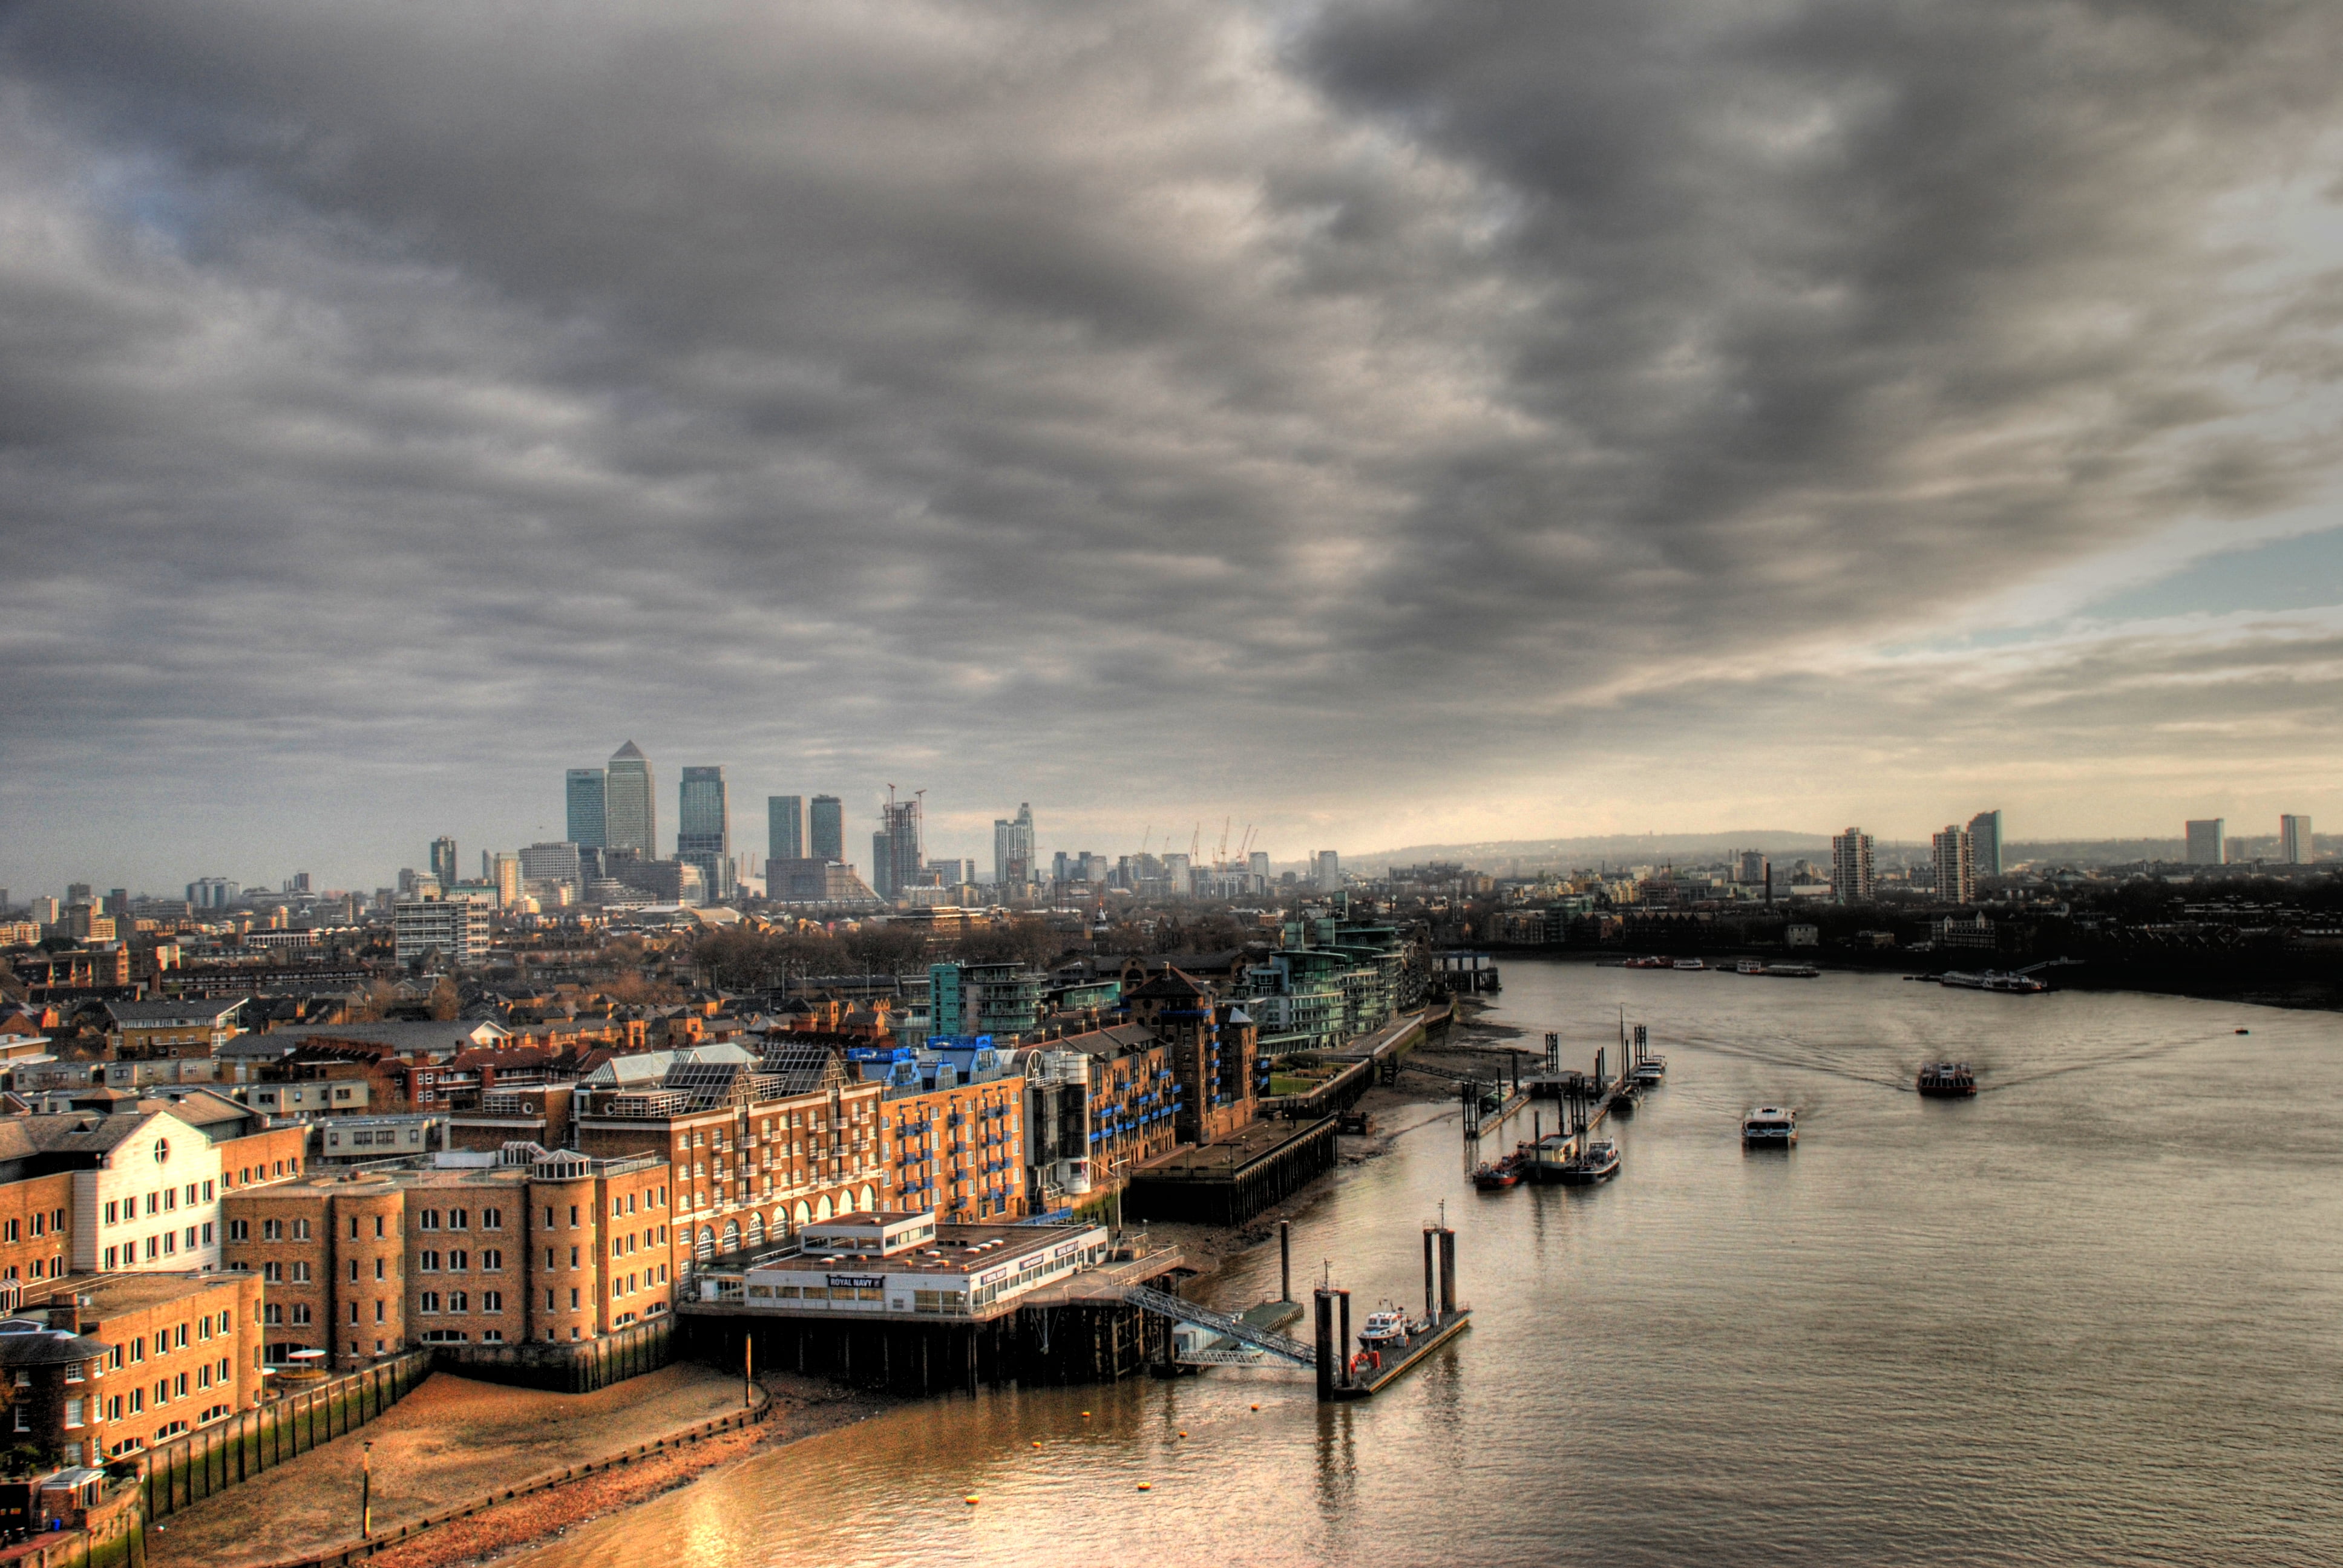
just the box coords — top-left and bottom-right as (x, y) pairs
(1120, 1285), (1317, 1367)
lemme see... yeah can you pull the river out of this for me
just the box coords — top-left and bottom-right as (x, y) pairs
(509, 961), (2343, 1566)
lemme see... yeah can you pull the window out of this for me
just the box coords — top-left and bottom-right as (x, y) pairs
(228, 1220), (248, 1242)
(262, 1220), (283, 1241)
(263, 1305), (283, 1326)
(292, 1219), (310, 1241)
(290, 1262), (310, 1284)
(421, 1292), (440, 1313)
(448, 1291), (468, 1312)
(27, 1214), (40, 1238)
(289, 1304), (311, 1325)
(449, 1209), (468, 1230)
(376, 1215), (387, 1239)
(448, 1250), (468, 1272)
(201, 1221), (214, 1245)
(480, 1249), (501, 1270)
(261, 1262), (283, 1283)
(420, 1250), (440, 1272)
(184, 1183), (198, 1206)
(99, 1204), (114, 1228)
(421, 1210), (440, 1231)
(103, 1247), (117, 1270)
(481, 1290), (502, 1312)
(202, 1180), (215, 1200)
(482, 1207), (502, 1230)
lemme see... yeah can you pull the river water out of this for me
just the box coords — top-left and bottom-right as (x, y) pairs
(511, 961), (2343, 1566)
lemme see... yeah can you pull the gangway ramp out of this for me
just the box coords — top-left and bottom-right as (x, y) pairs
(1120, 1284), (1317, 1367)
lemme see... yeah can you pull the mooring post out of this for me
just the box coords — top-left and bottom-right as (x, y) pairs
(1280, 1220), (1292, 1303)
(1335, 1289), (1352, 1387)
(1314, 1288), (1335, 1402)
(1438, 1229), (1457, 1322)
(1423, 1227), (1437, 1321)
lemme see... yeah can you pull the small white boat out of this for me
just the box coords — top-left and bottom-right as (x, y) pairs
(1742, 1106), (1797, 1146)
(1671, 958), (1706, 971)
(1357, 1307), (1413, 1352)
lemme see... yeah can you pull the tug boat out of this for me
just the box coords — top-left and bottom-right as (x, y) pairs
(1472, 1151), (1524, 1190)
(1916, 1061), (1977, 1097)
(1557, 1138), (1621, 1184)
(1742, 1106), (1798, 1147)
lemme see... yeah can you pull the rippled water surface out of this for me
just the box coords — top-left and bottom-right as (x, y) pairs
(511, 963), (2343, 1566)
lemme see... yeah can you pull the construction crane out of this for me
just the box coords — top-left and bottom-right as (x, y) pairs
(1189, 823), (1202, 861)
(1238, 824), (1257, 863)
(1215, 817), (1231, 869)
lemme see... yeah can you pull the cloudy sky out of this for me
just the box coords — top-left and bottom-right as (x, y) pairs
(5, 0), (2342, 894)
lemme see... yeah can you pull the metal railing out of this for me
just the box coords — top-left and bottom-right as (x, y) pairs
(1120, 1285), (1315, 1367)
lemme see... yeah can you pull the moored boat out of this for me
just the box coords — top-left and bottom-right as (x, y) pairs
(1472, 1152), (1524, 1189)
(1916, 1061), (1976, 1097)
(1357, 1307), (1415, 1354)
(1557, 1137), (1620, 1184)
(1671, 958), (1706, 971)
(1761, 963), (1821, 978)
(1742, 1106), (1797, 1146)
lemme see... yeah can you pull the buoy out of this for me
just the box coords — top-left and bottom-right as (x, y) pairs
(1081, 1411), (1092, 1419)
(1031, 1440), (1043, 1448)
(1177, 1431), (1187, 1438)
(965, 1495), (980, 1506)
(1250, 1403), (1259, 1411)
(1136, 1481), (1152, 1491)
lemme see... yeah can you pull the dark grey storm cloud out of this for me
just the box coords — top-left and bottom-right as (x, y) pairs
(2, 0), (2339, 887)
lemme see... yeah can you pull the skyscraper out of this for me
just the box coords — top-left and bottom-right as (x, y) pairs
(1968, 809), (2003, 878)
(1830, 828), (1874, 904)
(993, 803), (1035, 885)
(490, 852), (522, 907)
(566, 768), (608, 849)
(809, 795), (844, 862)
(2184, 818), (2225, 866)
(873, 791), (923, 900)
(768, 795), (804, 862)
(2279, 814), (2313, 865)
(678, 766), (733, 899)
(1313, 850), (1342, 892)
(1931, 826), (1975, 904)
(603, 742), (656, 857)
(429, 836), (458, 889)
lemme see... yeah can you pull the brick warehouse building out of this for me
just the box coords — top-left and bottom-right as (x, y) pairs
(221, 1149), (672, 1368)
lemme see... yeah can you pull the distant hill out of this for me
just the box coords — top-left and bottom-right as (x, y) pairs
(1349, 832), (1834, 876)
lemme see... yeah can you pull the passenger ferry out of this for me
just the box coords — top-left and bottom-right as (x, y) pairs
(1938, 970), (2048, 994)
(1916, 1061), (1976, 1097)
(1741, 1106), (1798, 1146)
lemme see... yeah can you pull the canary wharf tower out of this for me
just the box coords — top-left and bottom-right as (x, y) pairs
(603, 740), (656, 857)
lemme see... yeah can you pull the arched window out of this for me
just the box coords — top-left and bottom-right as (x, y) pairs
(814, 1195), (833, 1222)
(745, 1214), (764, 1247)
(858, 1184), (876, 1213)
(721, 1220), (741, 1253)
(791, 1201), (811, 1231)
(695, 1227), (715, 1261)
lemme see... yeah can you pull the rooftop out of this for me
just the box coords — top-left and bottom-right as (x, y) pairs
(54, 1269), (244, 1321)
